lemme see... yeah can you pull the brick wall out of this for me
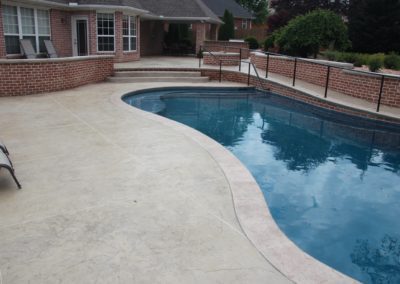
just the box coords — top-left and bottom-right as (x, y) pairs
(235, 23), (268, 42)
(204, 40), (250, 58)
(0, 3), (6, 58)
(251, 52), (400, 108)
(50, 9), (72, 57)
(0, 56), (114, 96)
(203, 52), (240, 66)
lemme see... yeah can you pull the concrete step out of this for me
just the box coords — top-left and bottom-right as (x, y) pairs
(107, 76), (210, 83)
(113, 71), (201, 78)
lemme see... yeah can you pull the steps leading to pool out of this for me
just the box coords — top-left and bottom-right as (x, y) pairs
(108, 71), (209, 83)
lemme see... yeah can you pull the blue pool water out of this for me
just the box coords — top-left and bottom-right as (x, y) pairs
(124, 87), (400, 284)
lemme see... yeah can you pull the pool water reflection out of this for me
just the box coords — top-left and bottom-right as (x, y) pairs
(124, 88), (400, 284)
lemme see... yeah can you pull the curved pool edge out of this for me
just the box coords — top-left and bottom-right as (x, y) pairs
(110, 87), (359, 284)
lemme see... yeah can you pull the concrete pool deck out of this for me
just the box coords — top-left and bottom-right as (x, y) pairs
(0, 78), (362, 283)
(0, 81), (297, 283)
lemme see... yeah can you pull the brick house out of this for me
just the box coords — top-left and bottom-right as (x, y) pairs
(201, 0), (264, 40)
(0, 0), (222, 62)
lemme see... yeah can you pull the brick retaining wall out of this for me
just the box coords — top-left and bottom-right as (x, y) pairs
(0, 56), (114, 96)
(203, 52), (240, 66)
(250, 52), (400, 108)
(204, 41), (250, 58)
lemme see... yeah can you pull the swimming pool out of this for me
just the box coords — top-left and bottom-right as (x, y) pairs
(123, 87), (400, 284)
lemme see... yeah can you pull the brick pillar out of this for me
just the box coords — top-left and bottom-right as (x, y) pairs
(88, 11), (97, 55)
(0, 3), (7, 58)
(136, 16), (141, 59)
(210, 24), (220, 41)
(114, 11), (123, 61)
(194, 22), (206, 53)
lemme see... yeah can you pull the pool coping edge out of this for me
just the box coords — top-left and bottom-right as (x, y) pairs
(110, 87), (359, 284)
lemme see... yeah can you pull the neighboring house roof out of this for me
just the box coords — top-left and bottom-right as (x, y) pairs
(201, 0), (254, 19)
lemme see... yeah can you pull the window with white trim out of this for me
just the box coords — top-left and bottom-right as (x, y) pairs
(122, 15), (137, 52)
(97, 13), (115, 52)
(2, 5), (50, 55)
(241, 19), (248, 30)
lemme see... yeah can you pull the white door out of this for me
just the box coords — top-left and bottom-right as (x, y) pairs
(71, 16), (89, 56)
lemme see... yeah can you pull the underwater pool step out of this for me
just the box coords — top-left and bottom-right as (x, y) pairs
(113, 71), (202, 78)
(108, 76), (210, 83)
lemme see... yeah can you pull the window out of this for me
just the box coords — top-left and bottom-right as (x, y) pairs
(122, 15), (137, 52)
(241, 19), (248, 30)
(1, 5), (50, 55)
(97, 13), (115, 52)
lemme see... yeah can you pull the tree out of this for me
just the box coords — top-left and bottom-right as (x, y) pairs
(274, 9), (350, 57)
(268, 0), (349, 31)
(218, 10), (235, 41)
(348, 0), (400, 53)
(236, 0), (269, 24)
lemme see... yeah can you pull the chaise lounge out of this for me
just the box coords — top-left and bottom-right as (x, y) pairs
(0, 143), (21, 189)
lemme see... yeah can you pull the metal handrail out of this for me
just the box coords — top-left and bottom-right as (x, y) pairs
(199, 46), (270, 91)
(262, 51), (400, 112)
(202, 44), (250, 53)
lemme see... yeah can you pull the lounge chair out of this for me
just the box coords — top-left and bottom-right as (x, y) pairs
(0, 150), (21, 189)
(44, 40), (58, 58)
(20, 39), (37, 59)
(0, 140), (9, 155)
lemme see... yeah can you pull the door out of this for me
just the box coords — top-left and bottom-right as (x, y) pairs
(71, 16), (89, 56)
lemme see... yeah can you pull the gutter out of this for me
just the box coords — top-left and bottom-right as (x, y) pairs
(1, 0), (149, 14)
(142, 14), (222, 24)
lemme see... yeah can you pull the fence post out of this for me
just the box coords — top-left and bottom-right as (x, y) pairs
(324, 66), (331, 98)
(219, 60), (222, 83)
(198, 46), (202, 68)
(292, 58), (297, 87)
(265, 53), (270, 78)
(239, 49), (242, 72)
(248, 63), (251, 86)
(376, 75), (385, 112)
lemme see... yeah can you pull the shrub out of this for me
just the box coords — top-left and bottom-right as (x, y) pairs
(218, 10), (235, 41)
(368, 54), (384, 72)
(275, 9), (350, 57)
(245, 37), (259, 50)
(384, 52), (400, 70)
(264, 35), (276, 51)
(322, 51), (370, 67)
(353, 54), (366, 67)
(323, 50), (338, 61)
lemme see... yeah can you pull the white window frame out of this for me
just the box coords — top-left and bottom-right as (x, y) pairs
(96, 12), (115, 53)
(2, 4), (51, 55)
(122, 15), (137, 52)
(241, 19), (248, 30)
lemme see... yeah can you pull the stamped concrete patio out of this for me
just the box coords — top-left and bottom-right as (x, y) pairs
(0, 81), (293, 283)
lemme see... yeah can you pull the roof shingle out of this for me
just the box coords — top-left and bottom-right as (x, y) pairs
(201, 0), (253, 19)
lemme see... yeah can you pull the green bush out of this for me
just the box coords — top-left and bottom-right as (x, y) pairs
(354, 54), (369, 67)
(384, 52), (400, 70)
(275, 9), (350, 57)
(245, 37), (259, 50)
(323, 50), (338, 61)
(322, 51), (371, 67)
(264, 35), (276, 51)
(218, 10), (235, 41)
(368, 54), (384, 72)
